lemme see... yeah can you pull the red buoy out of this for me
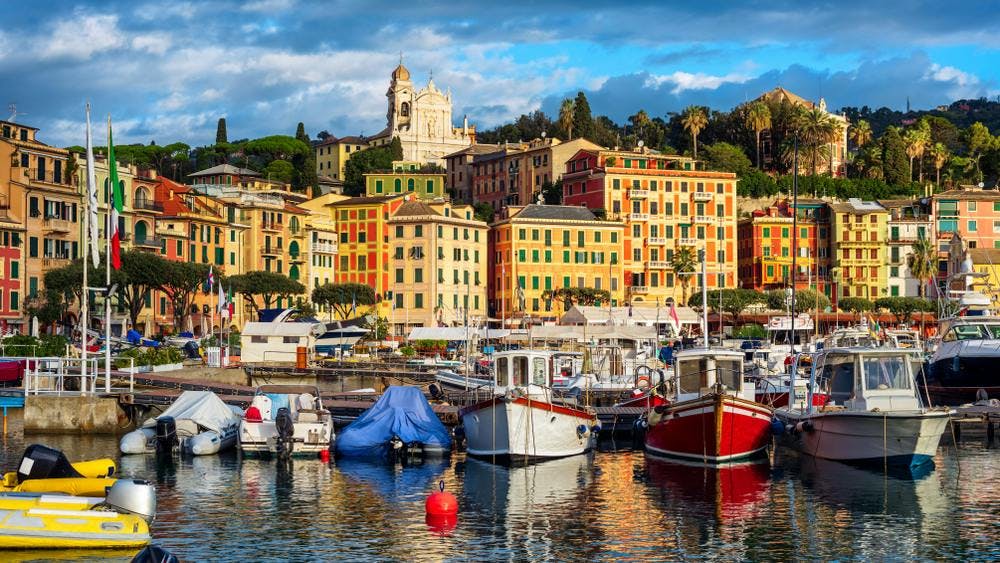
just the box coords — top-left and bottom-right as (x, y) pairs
(425, 480), (458, 517)
(319, 448), (331, 463)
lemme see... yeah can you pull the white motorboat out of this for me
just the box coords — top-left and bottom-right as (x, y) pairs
(434, 368), (494, 392)
(775, 347), (951, 470)
(239, 384), (334, 457)
(120, 390), (242, 455)
(459, 349), (599, 462)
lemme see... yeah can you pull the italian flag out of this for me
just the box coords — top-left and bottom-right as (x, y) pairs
(107, 118), (123, 270)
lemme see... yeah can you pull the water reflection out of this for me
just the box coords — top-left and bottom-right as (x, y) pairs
(644, 456), (771, 522)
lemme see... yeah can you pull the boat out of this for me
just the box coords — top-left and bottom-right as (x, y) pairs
(644, 348), (774, 463)
(336, 386), (452, 461)
(120, 390), (243, 456)
(0, 479), (155, 549)
(434, 367), (494, 393)
(1, 445), (116, 497)
(239, 384), (335, 457)
(774, 347), (951, 470)
(459, 349), (599, 462)
(926, 313), (1000, 405)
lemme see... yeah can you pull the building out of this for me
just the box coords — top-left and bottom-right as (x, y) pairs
(314, 135), (366, 181)
(298, 193), (345, 297)
(561, 148), (738, 306)
(830, 198), (888, 303)
(364, 62), (475, 164)
(757, 87), (849, 177)
(387, 199), (488, 334)
(879, 199), (934, 297)
(932, 187), (1000, 294)
(489, 204), (626, 322)
(443, 144), (498, 203)
(946, 234), (1000, 299)
(364, 161), (446, 199)
(737, 198), (831, 293)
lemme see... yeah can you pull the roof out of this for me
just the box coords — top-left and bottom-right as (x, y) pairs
(969, 248), (1000, 264)
(327, 194), (406, 206)
(758, 87), (815, 109)
(525, 325), (658, 341)
(560, 305), (700, 326)
(830, 198), (886, 214)
(443, 144), (501, 159)
(338, 135), (366, 144)
(392, 200), (438, 218)
(877, 198), (923, 208)
(406, 327), (510, 341)
(284, 201), (309, 214)
(241, 322), (320, 337)
(510, 204), (598, 222)
(188, 164), (260, 178)
(935, 188), (1000, 200)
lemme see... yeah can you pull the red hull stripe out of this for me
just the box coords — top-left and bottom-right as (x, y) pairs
(461, 395), (596, 421)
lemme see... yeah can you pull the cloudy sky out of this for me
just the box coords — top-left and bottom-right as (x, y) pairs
(6, 1), (1000, 147)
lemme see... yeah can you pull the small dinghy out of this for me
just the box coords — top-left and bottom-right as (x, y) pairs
(336, 386), (452, 461)
(0, 479), (155, 549)
(2, 444), (116, 497)
(121, 391), (242, 455)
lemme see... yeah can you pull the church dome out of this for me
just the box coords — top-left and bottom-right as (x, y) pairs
(392, 63), (410, 81)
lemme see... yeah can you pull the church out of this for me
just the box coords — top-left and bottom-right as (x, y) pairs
(367, 61), (476, 165)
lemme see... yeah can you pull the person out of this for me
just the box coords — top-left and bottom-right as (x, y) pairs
(784, 348), (797, 374)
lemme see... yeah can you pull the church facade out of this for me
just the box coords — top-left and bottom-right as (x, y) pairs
(367, 62), (475, 165)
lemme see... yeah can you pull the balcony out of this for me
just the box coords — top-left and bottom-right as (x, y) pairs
(239, 192), (284, 209)
(678, 238), (698, 246)
(313, 241), (338, 254)
(134, 237), (164, 249)
(132, 199), (164, 213)
(647, 237), (667, 245)
(42, 255), (71, 268)
(648, 261), (670, 269)
(262, 246), (281, 256)
(156, 225), (186, 238)
(629, 285), (649, 294)
(289, 229), (305, 239)
(693, 215), (713, 223)
(629, 189), (649, 199)
(43, 217), (72, 233)
(629, 213), (649, 222)
(693, 191), (713, 202)
(261, 222), (282, 233)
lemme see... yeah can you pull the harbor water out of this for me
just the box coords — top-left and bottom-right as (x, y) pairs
(0, 413), (997, 561)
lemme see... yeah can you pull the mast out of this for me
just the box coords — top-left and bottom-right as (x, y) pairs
(790, 135), (798, 356)
(104, 116), (112, 391)
(700, 248), (708, 350)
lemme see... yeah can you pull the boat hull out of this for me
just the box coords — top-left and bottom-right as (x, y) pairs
(239, 419), (334, 456)
(460, 396), (597, 460)
(119, 425), (238, 456)
(434, 370), (493, 392)
(775, 409), (950, 469)
(645, 394), (773, 463)
(927, 353), (1000, 405)
(0, 494), (150, 549)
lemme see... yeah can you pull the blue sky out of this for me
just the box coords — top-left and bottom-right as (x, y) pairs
(5, 0), (1000, 147)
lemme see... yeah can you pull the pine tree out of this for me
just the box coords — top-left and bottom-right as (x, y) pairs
(389, 136), (404, 160)
(215, 118), (227, 144)
(295, 122), (308, 143)
(291, 122), (317, 192)
(881, 126), (909, 186)
(572, 91), (594, 141)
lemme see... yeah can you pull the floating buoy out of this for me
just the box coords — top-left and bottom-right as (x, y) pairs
(319, 448), (331, 463)
(426, 480), (458, 517)
(770, 418), (785, 435)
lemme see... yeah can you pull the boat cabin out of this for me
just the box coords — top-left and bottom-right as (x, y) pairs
(822, 327), (877, 349)
(811, 349), (922, 411)
(939, 318), (1000, 342)
(493, 350), (579, 390)
(673, 349), (751, 401)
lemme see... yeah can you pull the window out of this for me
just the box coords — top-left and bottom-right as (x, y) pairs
(969, 220), (978, 232)
(395, 268), (404, 283)
(414, 293), (423, 308)
(414, 268), (423, 283)
(969, 201), (977, 212)
(9, 261), (17, 280)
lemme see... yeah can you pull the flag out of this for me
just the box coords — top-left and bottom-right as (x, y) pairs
(207, 266), (215, 292)
(516, 280), (525, 311)
(84, 104), (99, 269)
(217, 279), (226, 313)
(107, 118), (123, 270)
(226, 286), (234, 319)
(350, 292), (357, 317)
(669, 303), (680, 327)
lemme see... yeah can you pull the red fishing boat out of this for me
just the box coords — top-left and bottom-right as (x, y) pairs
(645, 348), (773, 463)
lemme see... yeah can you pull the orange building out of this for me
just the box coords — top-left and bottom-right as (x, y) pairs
(737, 198), (831, 293)
(932, 187), (1000, 292)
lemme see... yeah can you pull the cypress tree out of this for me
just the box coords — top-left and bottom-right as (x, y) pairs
(389, 136), (404, 160)
(572, 91), (595, 141)
(295, 122), (308, 143)
(881, 126), (909, 186)
(215, 118), (227, 144)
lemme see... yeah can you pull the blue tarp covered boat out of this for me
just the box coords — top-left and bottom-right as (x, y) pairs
(336, 386), (451, 459)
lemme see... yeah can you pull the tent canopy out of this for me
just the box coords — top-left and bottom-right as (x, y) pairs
(335, 386), (451, 458)
(406, 327), (511, 341)
(560, 305), (699, 326)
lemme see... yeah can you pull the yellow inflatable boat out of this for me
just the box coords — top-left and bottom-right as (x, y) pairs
(1, 445), (117, 497)
(0, 480), (155, 549)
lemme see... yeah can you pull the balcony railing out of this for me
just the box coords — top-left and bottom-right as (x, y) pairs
(42, 256), (71, 267)
(629, 213), (649, 222)
(133, 199), (164, 212)
(693, 191), (713, 201)
(134, 237), (164, 249)
(647, 237), (667, 245)
(156, 225), (186, 238)
(677, 238), (698, 246)
(693, 215), (713, 223)
(313, 242), (338, 254)
(43, 218), (72, 233)
(262, 247), (281, 256)
(261, 222), (282, 232)
(629, 285), (649, 294)
(648, 261), (670, 269)
(629, 189), (649, 199)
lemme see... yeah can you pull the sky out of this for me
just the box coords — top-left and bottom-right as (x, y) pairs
(5, 1), (1000, 148)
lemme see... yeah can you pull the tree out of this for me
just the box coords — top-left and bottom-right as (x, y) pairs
(903, 122), (930, 183)
(343, 146), (395, 196)
(242, 135), (310, 161)
(293, 122), (318, 192)
(837, 297), (874, 314)
(963, 121), (992, 180)
(263, 159), (296, 183)
(681, 106), (708, 160)
(874, 296), (932, 325)
(880, 126), (910, 186)
(928, 142), (950, 188)
(850, 119), (873, 149)
(686, 288), (766, 324)
(362, 314), (389, 341)
(158, 262), (210, 329)
(669, 247), (698, 304)
(765, 288), (830, 314)
(794, 107), (842, 194)
(702, 142), (752, 176)
(907, 236), (936, 299)
(540, 180), (562, 205)
(540, 287), (611, 311)
(628, 109), (651, 145)
(473, 202), (495, 224)
(744, 101), (771, 168)
(229, 271), (306, 314)
(215, 118), (228, 144)
(558, 99), (575, 140)
(389, 136), (404, 160)
(117, 251), (169, 329)
(312, 282), (377, 319)
(572, 91), (594, 141)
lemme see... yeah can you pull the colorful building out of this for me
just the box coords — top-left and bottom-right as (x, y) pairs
(932, 187), (1000, 294)
(830, 199), (889, 303)
(737, 198), (831, 293)
(315, 135), (366, 181)
(364, 161), (446, 199)
(488, 205), (625, 322)
(0, 120), (35, 331)
(879, 199), (934, 297)
(561, 148), (738, 306)
(299, 194), (344, 297)
(387, 199), (488, 333)
(443, 144), (498, 203)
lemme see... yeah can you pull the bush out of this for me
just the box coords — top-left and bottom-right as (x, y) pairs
(399, 346), (416, 357)
(0, 334), (68, 357)
(733, 324), (766, 339)
(115, 346), (184, 369)
(837, 297), (874, 313)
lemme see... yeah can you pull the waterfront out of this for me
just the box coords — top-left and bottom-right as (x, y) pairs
(0, 413), (997, 562)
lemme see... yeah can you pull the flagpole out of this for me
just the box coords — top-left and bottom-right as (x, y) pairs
(81, 104), (90, 394)
(104, 116), (112, 391)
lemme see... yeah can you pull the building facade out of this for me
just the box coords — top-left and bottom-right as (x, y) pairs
(314, 135), (366, 181)
(364, 161), (446, 199)
(830, 199), (889, 303)
(443, 144), (498, 204)
(737, 198), (830, 293)
(879, 199), (934, 297)
(932, 188), (1000, 294)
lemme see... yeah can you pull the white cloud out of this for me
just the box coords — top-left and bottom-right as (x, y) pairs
(41, 14), (126, 60)
(132, 33), (172, 55)
(644, 71), (751, 94)
(156, 92), (187, 111)
(925, 63), (989, 100)
(134, 2), (197, 21)
(241, 0), (296, 12)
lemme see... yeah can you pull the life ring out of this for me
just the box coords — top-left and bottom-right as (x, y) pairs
(637, 374), (651, 389)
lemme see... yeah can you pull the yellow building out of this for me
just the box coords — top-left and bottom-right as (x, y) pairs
(299, 193), (346, 298)
(831, 199), (889, 302)
(365, 161), (446, 199)
(387, 199), (488, 334)
(489, 204), (626, 322)
(315, 135), (366, 181)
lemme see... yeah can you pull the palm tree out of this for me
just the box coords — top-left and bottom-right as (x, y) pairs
(629, 109), (651, 145)
(558, 99), (575, 140)
(907, 236), (936, 299)
(681, 106), (708, 160)
(850, 119), (873, 148)
(793, 107), (840, 195)
(744, 101), (771, 169)
(929, 142), (950, 188)
(670, 247), (697, 304)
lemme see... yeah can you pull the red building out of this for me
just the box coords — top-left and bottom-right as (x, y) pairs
(737, 198), (831, 293)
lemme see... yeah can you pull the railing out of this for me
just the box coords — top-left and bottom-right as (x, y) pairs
(134, 237), (165, 248)
(23, 356), (132, 396)
(693, 191), (713, 201)
(629, 285), (649, 294)
(677, 238), (698, 246)
(648, 237), (667, 245)
(42, 256), (71, 267)
(240, 192), (284, 208)
(629, 213), (649, 221)
(156, 226), (186, 238)
(693, 215), (713, 223)
(43, 218), (72, 232)
(261, 222), (282, 232)
(313, 242), (338, 254)
(262, 246), (280, 256)
(629, 189), (649, 199)
(648, 261), (670, 269)
(133, 199), (164, 212)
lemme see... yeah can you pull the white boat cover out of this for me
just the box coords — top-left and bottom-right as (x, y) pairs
(140, 390), (241, 434)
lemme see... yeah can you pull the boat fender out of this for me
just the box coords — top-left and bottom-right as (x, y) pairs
(794, 421), (814, 433)
(245, 406), (263, 423)
(770, 418), (785, 436)
(591, 424), (602, 434)
(105, 479), (157, 523)
(155, 416), (178, 455)
(576, 424), (588, 437)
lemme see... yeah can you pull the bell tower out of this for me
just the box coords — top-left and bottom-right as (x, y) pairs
(387, 54), (413, 133)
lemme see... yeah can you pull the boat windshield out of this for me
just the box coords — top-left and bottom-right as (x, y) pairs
(943, 324), (1000, 341)
(677, 357), (742, 392)
(862, 356), (911, 391)
(717, 359), (742, 391)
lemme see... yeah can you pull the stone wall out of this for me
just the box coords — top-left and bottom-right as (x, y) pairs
(23, 395), (126, 434)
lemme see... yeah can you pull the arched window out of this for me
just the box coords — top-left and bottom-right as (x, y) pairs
(289, 216), (300, 234)
(394, 179), (402, 192)
(134, 187), (149, 208)
(400, 102), (410, 117)
(289, 240), (300, 259)
(407, 179), (415, 191)
(289, 264), (299, 281)
(134, 220), (148, 244)
(119, 180), (127, 206)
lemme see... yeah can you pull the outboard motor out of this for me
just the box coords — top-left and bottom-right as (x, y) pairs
(105, 479), (157, 523)
(387, 435), (406, 464)
(274, 407), (295, 460)
(452, 425), (466, 451)
(155, 416), (178, 455)
(17, 444), (83, 481)
(428, 383), (444, 401)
